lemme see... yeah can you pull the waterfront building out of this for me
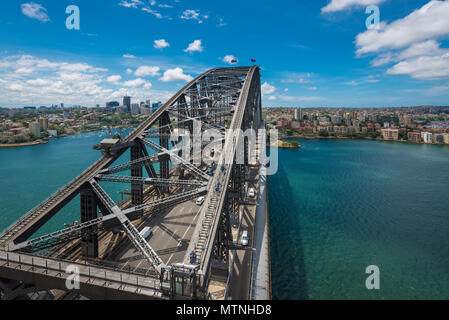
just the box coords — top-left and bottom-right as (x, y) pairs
(29, 122), (40, 137)
(421, 132), (433, 144)
(433, 134), (445, 144)
(381, 128), (399, 141)
(408, 132), (422, 143)
(47, 130), (58, 137)
(444, 133), (449, 145)
(38, 117), (48, 131)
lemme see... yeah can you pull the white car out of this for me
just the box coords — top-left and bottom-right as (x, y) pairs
(196, 196), (205, 206)
(139, 226), (153, 239)
(248, 188), (256, 198)
(240, 230), (249, 246)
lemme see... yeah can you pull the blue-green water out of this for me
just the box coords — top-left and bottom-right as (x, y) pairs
(0, 129), (140, 237)
(1, 133), (449, 300)
(269, 139), (449, 300)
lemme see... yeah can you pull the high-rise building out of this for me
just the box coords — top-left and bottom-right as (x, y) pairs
(294, 108), (302, 121)
(152, 102), (162, 113)
(123, 96), (131, 112)
(38, 117), (48, 131)
(29, 122), (41, 137)
(131, 103), (141, 115)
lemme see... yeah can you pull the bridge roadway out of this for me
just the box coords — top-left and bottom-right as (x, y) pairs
(50, 168), (206, 272)
(0, 67), (229, 248)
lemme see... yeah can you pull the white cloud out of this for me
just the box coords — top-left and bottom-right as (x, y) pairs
(322, 0), (384, 13)
(184, 40), (204, 53)
(107, 75), (122, 83)
(222, 55), (238, 65)
(134, 66), (161, 77)
(0, 54), (166, 107)
(0, 55), (114, 106)
(154, 39), (170, 49)
(355, 1), (449, 80)
(180, 9), (207, 23)
(118, 0), (142, 9)
(386, 51), (449, 80)
(142, 7), (162, 19)
(126, 68), (133, 74)
(181, 9), (200, 20)
(356, 1), (449, 55)
(261, 82), (276, 95)
(159, 68), (193, 82)
(123, 78), (147, 87)
(119, 0), (164, 19)
(21, 3), (50, 22)
(123, 54), (136, 59)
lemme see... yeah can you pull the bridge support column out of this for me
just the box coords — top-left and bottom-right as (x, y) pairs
(159, 112), (171, 194)
(131, 145), (144, 219)
(80, 186), (99, 259)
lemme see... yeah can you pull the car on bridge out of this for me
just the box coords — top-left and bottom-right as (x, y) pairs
(240, 230), (249, 246)
(196, 196), (205, 206)
(248, 188), (256, 198)
(139, 227), (153, 239)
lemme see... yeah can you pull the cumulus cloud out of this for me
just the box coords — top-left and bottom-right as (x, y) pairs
(322, 0), (384, 13)
(184, 40), (204, 53)
(159, 68), (193, 82)
(386, 51), (449, 80)
(21, 2), (50, 22)
(355, 1), (449, 80)
(0, 54), (164, 107)
(261, 82), (276, 95)
(356, 1), (449, 55)
(222, 55), (238, 65)
(154, 39), (170, 49)
(134, 66), (161, 77)
(107, 75), (122, 83)
(122, 78), (149, 87)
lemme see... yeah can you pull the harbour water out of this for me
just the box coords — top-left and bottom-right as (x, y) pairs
(0, 128), (135, 238)
(1, 132), (449, 300)
(269, 139), (449, 300)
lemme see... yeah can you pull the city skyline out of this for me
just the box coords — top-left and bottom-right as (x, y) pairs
(1, 1), (449, 109)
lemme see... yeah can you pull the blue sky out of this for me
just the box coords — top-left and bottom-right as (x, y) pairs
(1, 0), (449, 108)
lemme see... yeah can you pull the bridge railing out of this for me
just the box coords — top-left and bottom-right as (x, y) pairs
(0, 251), (162, 292)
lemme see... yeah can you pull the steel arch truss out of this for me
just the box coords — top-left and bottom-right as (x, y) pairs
(2, 67), (255, 282)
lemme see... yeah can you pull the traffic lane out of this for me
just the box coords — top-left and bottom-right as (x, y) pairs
(115, 198), (204, 270)
(228, 202), (257, 300)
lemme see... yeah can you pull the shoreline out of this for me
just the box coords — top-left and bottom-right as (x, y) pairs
(0, 125), (137, 148)
(278, 134), (449, 147)
(0, 140), (48, 148)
